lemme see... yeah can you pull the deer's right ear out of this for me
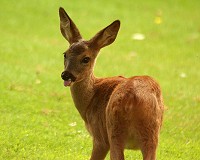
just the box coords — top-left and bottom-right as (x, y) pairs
(59, 7), (82, 44)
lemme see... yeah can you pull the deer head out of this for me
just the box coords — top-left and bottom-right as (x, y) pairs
(59, 7), (120, 86)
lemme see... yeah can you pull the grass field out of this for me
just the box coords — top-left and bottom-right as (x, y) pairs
(0, 0), (200, 159)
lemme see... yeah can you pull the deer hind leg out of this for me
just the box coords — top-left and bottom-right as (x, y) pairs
(106, 106), (126, 160)
(140, 129), (159, 160)
(109, 135), (125, 160)
(141, 142), (157, 160)
(107, 113), (125, 160)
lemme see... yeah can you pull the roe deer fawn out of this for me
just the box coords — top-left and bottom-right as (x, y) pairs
(59, 7), (164, 160)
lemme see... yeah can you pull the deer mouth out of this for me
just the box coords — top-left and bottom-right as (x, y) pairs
(64, 79), (72, 86)
(61, 71), (76, 87)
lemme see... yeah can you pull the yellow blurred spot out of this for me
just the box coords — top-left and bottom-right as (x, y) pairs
(180, 72), (187, 78)
(35, 79), (41, 84)
(154, 17), (162, 24)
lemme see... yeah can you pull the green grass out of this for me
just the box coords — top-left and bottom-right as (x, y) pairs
(0, 0), (200, 159)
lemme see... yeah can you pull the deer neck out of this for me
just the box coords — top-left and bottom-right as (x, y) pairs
(70, 73), (96, 121)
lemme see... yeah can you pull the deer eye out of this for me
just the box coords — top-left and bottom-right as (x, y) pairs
(64, 54), (66, 58)
(81, 57), (90, 64)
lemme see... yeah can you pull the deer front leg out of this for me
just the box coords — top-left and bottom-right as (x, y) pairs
(90, 140), (109, 160)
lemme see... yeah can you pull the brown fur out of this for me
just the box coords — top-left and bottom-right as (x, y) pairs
(59, 7), (164, 160)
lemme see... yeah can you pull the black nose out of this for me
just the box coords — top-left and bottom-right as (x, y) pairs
(61, 71), (65, 79)
(61, 71), (69, 80)
(61, 71), (76, 82)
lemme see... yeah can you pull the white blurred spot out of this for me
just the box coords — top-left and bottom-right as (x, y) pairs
(69, 122), (77, 127)
(132, 33), (145, 41)
(129, 51), (137, 57)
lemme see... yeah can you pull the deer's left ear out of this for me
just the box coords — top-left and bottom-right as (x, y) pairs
(88, 20), (120, 50)
(59, 7), (82, 44)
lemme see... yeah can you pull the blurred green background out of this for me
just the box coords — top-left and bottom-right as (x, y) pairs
(0, 0), (200, 159)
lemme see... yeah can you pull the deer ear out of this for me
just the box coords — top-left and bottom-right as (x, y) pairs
(59, 7), (82, 44)
(88, 20), (120, 50)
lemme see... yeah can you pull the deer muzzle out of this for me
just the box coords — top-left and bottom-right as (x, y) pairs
(61, 71), (76, 87)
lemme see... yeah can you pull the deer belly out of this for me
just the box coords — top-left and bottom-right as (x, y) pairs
(125, 134), (140, 150)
